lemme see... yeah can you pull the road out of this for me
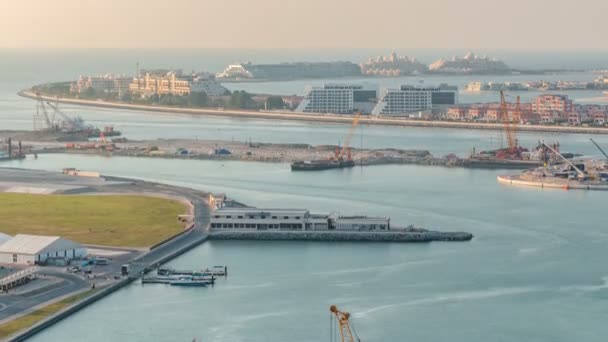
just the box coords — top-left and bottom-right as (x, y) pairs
(0, 271), (88, 321)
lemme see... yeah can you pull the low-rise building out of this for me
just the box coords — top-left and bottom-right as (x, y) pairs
(466, 105), (487, 120)
(210, 207), (390, 231)
(447, 107), (467, 120)
(71, 75), (134, 95)
(567, 112), (582, 125)
(0, 234), (86, 265)
(592, 111), (607, 125)
(531, 94), (573, 114)
(129, 72), (190, 97)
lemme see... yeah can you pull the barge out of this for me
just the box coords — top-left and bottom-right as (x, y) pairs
(291, 159), (355, 171)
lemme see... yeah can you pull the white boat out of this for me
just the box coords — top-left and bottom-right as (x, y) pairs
(169, 276), (209, 287)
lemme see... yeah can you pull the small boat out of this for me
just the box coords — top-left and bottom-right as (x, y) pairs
(204, 266), (227, 276)
(169, 276), (208, 287)
(156, 268), (217, 283)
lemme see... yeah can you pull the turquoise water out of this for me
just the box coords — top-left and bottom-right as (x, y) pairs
(1, 49), (608, 341)
(3, 154), (608, 342)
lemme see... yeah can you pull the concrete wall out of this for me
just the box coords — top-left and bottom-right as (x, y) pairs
(210, 230), (473, 242)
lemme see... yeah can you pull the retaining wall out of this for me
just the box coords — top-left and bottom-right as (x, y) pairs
(210, 230), (473, 242)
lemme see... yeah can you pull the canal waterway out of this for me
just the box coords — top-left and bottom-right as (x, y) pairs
(1, 49), (608, 341)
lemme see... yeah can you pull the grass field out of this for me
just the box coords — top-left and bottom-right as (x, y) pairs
(0, 289), (95, 339)
(0, 193), (187, 247)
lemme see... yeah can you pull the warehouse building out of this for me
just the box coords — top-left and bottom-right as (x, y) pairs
(0, 234), (87, 265)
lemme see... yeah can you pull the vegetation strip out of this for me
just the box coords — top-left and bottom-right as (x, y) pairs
(0, 193), (186, 247)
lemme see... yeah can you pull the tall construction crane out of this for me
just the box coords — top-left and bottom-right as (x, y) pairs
(330, 305), (361, 342)
(590, 138), (608, 160)
(34, 93), (53, 130)
(45, 100), (80, 132)
(336, 112), (362, 161)
(499, 90), (518, 152)
(542, 142), (586, 179)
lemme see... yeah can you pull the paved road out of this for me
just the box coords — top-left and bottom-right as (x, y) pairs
(0, 271), (88, 321)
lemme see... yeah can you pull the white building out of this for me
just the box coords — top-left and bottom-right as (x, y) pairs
(210, 207), (390, 231)
(0, 234), (87, 265)
(216, 64), (253, 79)
(296, 84), (377, 114)
(190, 77), (228, 96)
(372, 84), (457, 115)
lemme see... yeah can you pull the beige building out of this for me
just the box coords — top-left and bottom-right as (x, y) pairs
(129, 72), (190, 97)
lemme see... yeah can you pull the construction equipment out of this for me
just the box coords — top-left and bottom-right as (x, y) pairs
(499, 90), (517, 152)
(330, 305), (361, 342)
(98, 132), (114, 151)
(590, 138), (608, 160)
(34, 93), (54, 131)
(334, 112), (362, 161)
(45, 99), (85, 132)
(542, 142), (586, 180)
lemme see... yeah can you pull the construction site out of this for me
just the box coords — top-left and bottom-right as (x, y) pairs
(464, 91), (577, 168)
(498, 139), (608, 190)
(31, 93), (120, 141)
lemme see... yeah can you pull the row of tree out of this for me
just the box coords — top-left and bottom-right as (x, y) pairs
(37, 84), (288, 110)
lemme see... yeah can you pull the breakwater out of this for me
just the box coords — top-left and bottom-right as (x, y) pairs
(210, 230), (473, 242)
(497, 175), (608, 191)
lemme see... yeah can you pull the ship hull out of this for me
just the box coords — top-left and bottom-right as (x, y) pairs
(291, 160), (355, 171)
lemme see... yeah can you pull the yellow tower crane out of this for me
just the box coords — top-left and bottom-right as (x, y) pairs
(330, 305), (361, 342)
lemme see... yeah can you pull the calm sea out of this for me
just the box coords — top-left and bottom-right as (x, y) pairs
(1, 49), (608, 341)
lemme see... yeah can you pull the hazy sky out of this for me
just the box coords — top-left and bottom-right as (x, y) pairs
(1, 0), (606, 49)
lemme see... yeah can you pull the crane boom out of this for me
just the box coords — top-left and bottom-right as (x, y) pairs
(36, 94), (52, 129)
(338, 112), (362, 160)
(590, 138), (608, 160)
(542, 142), (585, 178)
(500, 91), (517, 151)
(330, 305), (359, 342)
(45, 101), (76, 130)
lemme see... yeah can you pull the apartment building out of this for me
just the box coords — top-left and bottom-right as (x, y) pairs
(129, 72), (190, 96)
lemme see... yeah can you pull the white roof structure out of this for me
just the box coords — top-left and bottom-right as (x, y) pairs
(0, 233), (11, 245)
(0, 234), (83, 255)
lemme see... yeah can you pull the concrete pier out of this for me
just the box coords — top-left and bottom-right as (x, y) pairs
(210, 230), (473, 243)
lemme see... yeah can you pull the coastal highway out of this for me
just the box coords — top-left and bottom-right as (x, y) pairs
(20, 91), (608, 135)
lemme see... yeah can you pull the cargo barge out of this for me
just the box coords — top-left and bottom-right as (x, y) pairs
(291, 159), (355, 171)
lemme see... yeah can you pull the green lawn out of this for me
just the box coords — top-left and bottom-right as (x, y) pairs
(0, 289), (95, 339)
(0, 193), (187, 247)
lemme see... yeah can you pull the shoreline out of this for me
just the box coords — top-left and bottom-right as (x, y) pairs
(2, 167), (473, 340)
(19, 90), (608, 135)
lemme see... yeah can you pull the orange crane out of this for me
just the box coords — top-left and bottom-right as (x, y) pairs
(335, 112), (362, 161)
(330, 305), (361, 342)
(499, 90), (518, 152)
(98, 132), (114, 151)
